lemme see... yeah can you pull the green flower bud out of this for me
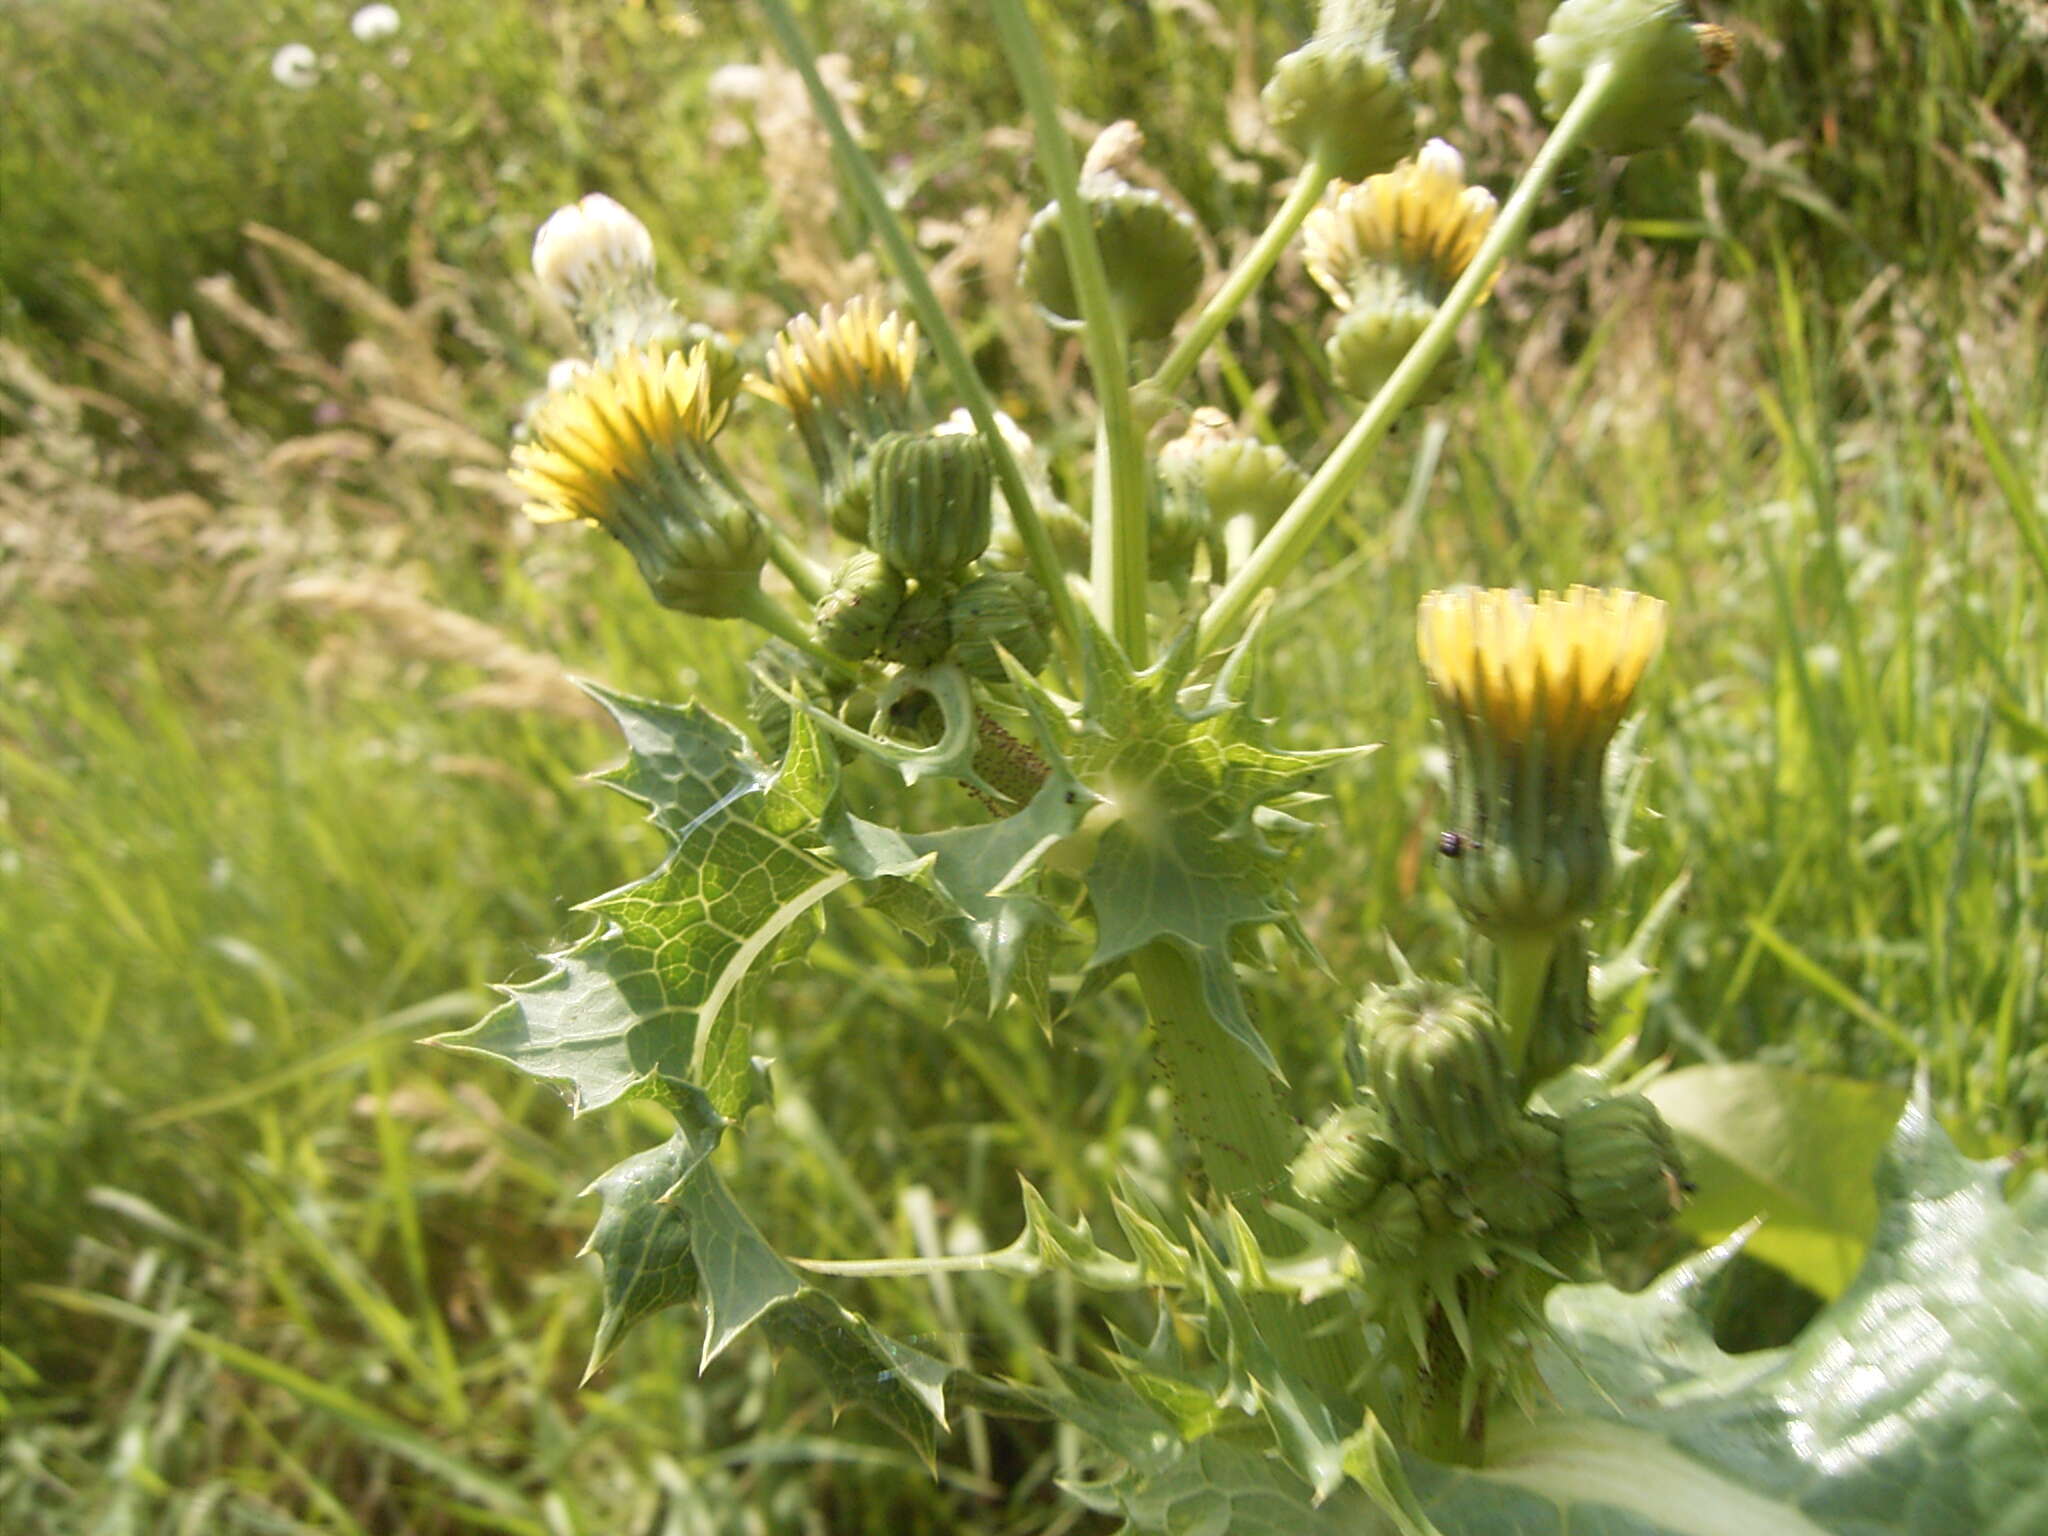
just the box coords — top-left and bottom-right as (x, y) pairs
(1464, 1115), (1572, 1235)
(1358, 980), (1519, 1170)
(945, 571), (1052, 682)
(1561, 1093), (1687, 1245)
(511, 343), (768, 619)
(867, 430), (993, 582)
(1352, 1180), (1425, 1265)
(1534, 0), (1710, 155)
(1018, 122), (1204, 343)
(1165, 409), (1307, 534)
(937, 408), (1090, 574)
(1327, 296), (1450, 403)
(812, 551), (906, 662)
(1264, 33), (1417, 183)
(1290, 1101), (1401, 1216)
(1417, 586), (1667, 939)
(877, 583), (953, 670)
(1150, 456), (1209, 581)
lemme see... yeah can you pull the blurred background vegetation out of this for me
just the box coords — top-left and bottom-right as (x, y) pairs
(2, 0), (2042, 1531)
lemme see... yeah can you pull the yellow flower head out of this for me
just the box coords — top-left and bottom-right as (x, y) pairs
(509, 343), (765, 619)
(1304, 139), (1499, 311)
(1418, 586), (1667, 936)
(750, 298), (919, 423)
(511, 343), (733, 528)
(1418, 585), (1666, 756)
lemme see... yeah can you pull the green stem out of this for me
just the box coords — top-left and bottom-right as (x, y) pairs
(1492, 930), (1558, 1079)
(1128, 942), (1365, 1406)
(988, 0), (1149, 661)
(1194, 61), (1623, 655)
(756, 0), (1083, 655)
(1148, 152), (1333, 400)
(764, 524), (830, 606)
(737, 588), (859, 682)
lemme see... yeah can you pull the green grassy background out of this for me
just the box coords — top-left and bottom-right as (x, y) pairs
(3, 1), (2042, 1531)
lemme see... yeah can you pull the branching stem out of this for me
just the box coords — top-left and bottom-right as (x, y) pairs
(1195, 61), (1623, 654)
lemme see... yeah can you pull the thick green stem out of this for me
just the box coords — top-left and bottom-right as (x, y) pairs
(756, 0), (1084, 656)
(989, 0), (1148, 661)
(1194, 61), (1623, 655)
(764, 524), (830, 606)
(1148, 153), (1333, 400)
(1128, 942), (1365, 1405)
(1492, 929), (1558, 1079)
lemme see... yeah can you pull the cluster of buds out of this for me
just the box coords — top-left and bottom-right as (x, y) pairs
(1290, 976), (1688, 1438)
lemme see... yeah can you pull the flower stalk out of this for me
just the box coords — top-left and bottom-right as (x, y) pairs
(1196, 59), (1623, 655)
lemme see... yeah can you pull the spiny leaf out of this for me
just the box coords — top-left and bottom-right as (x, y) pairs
(1068, 615), (1370, 1074)
(578, 1094), (725, 1382)
(434, 695), (836, 1118)
(823, 752), (1092, 1019)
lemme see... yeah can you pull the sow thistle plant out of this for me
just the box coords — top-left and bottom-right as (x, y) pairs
(438, 2), (2048, 1530)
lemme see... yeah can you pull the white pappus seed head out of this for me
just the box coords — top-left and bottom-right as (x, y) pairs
(271, 43), (320, 89)
(531, 194), (656, 312)
(350, 5), (402, 44)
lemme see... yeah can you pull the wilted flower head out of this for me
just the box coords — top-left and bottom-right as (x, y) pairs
(510, 343), (766, 618)
(1305, 140), (1498, 312)
(271, 43), (320, 89)
(349, 4), (401, 43)
(1418, 585), (1666, 935)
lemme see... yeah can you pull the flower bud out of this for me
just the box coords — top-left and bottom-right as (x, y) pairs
(877, 584), (953, 670)
(1161, 408), (1307, 536)
(945, 571), (1053, 682)
(867, 430), (993, 582)
(1017, 122), (1204, 343)
(1352, 1181), (1425, 1266)
(1263, 2), (1417, 181)
(1464, 1115), (1572, 1235)
(1417, 586), (1666, 938)
(532, 194), (677, 357)
(1561, 1093), (1687, 1245)
(1303, 140), (1498, 403)
(1534, 0), (1711, 155)
(510, 343), (768, 619)
(812, 551), (907, 662)
(751, 299), (921, 541)
(1290, 1101), (1401, 1217)
(1150, 457), (1209, 582)
(1358, 980), (1519, 1170)
(940, 408), (1091, 575)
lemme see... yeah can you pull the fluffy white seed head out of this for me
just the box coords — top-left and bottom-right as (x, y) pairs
(531, 194), (656, 312)
(350, 5), (402, 43)
(271, 43), (320, 89)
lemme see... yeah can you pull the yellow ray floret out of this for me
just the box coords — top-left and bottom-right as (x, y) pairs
(511, 343), (730, 526)
(1417, 586), (1666, 754)
(1304, 139), (1500, 310)
(750, 297), (918, 419)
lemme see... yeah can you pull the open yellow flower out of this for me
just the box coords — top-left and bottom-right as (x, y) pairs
(1417, 585), (1666, 936)
(751, 298), (918, 425)
(1302, 140), (1499, 402)
(511, 343), (766, 618)
(1304, 139), (1499, 312)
